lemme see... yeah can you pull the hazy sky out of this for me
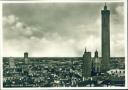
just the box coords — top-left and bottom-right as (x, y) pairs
(0, 0), (123, 2)
(3, 2), (125, 57)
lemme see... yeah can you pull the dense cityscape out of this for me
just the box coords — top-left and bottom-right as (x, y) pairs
(3, 51), (125, 87)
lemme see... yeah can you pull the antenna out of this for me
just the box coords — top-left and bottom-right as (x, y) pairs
(104, 3), (107, 10)
(105, 2), (106, 6)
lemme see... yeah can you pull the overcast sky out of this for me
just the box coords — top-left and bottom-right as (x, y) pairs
(0, 0), (123, 2)
(3, 2), (125, 57)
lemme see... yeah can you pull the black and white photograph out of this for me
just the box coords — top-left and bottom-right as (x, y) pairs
(2, 1), (127, 88)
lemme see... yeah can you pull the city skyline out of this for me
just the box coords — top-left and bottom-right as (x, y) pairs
(3, 3), (126, 88)
(3, 3), (124, 57)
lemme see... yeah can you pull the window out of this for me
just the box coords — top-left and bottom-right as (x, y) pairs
(120, 71), (121, 73)
(111, 71), (113, 74)
(123, 71), (125, 74)
(116, 70), (117, 73)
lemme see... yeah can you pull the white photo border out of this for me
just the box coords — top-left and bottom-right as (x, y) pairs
(0, 0), (127, 89)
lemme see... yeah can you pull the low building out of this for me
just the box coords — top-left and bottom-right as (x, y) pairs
(107, 69), (125, 77)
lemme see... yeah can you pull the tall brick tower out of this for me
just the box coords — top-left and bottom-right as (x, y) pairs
(82, 48), (92, 78)
(101, 3), (110, 72)
(24, 52), (29, 64)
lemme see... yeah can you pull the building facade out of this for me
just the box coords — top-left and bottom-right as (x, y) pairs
(107, 69), (125, 77)
(92, 50), (101, 75)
